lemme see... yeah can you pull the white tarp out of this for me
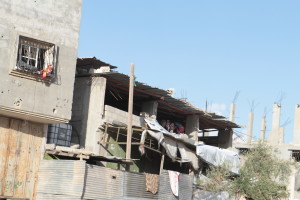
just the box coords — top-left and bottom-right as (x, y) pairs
(196, 144), (240, 174)
(142, 119), (199, 169)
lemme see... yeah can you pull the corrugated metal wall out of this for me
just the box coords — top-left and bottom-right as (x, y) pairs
(82, 164), (124, 200)
(35, 160), (193, 200)
(123, 171), (158, 199)
(0, 117), (44, 199)
(158, 170), (178, 200)
(36, 160), (86, 200)
(178, 173), (193, 200)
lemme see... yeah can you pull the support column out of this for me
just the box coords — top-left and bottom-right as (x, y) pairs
(260, 117), (266, 141)
(293, 105), (300, 145)
(185, 115), (199, 141)
(229, 104), (236, 122)
(85, 77), (107, 153)
(247, 112), (254, 144)
(279, 127), (284, 144)
(218, 129), (233, 149)
(269, 104), (281, 145)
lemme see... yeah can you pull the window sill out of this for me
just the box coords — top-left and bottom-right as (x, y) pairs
(10, 69), (54, 83)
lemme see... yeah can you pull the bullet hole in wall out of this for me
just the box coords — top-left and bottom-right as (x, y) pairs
(14, 98), (22, 107)
(53, 108), (57, 114)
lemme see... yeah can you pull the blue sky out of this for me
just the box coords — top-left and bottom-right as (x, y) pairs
(77, 0), (300, 143)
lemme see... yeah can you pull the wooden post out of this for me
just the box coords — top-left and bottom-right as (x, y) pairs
(159, 151), (165, 175)
(126, 63), (134, 169)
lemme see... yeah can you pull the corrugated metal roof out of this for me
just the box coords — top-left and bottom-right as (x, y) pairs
(36, 160), (86, 199)
(77, 57), (117, 72)
(99, 72), (239, 129)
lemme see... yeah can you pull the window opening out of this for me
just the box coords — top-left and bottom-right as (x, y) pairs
(292, 150), (300, 162)
(16, 36), (55, 79)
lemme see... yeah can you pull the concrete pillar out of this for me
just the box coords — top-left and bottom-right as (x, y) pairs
(229, 104), (236, 122)
(247, 112), (254, 144)
(141, 100), (158, 119)
(279, 127), (284, 144)
(269, 104), (281, 145)
(260, 117), (266, 141)
(293, 105), (300, 145)
(185, 115), (199, 141)
(218, 129), (233, 149)
(85, 77), (107, 153)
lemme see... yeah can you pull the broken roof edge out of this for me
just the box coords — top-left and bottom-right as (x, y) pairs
(78, 71), (240, 129)
(77, 57), (118, 69)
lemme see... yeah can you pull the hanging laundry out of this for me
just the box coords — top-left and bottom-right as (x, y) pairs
(168, 170), (180, 196)
(145, 173), (159, 194)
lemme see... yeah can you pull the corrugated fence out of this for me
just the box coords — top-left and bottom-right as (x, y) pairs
(82, 164), (124, 199)
(36, 160), (86, 200)
(36, 160), (193, 200)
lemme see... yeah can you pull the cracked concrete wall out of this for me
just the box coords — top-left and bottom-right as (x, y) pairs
(0, 0), (82, 123)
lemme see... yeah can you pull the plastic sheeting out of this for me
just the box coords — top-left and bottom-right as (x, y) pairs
(196, 145), (240, 174)
(143, 119), (199, 170)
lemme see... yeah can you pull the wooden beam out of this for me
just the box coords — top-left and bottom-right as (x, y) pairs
(126, 63), (134, 170)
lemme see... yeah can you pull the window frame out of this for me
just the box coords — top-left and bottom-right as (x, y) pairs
(14, 36), (57, 80)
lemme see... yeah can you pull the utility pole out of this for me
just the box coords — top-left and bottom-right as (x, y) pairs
(126, 63), (134, 170)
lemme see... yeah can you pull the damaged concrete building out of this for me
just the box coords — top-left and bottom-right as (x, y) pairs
(40, 57), (240, 199)
(0, 0), (82, 199)
(0, 1), (240, 199)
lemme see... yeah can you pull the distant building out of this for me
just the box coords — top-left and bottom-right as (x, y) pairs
(234, 104), (300, 199)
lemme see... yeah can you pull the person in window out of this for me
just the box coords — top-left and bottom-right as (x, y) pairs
(166, 120), (170, 131)
(169, 123), (175, 133)
(161, 120), (166, 129)
(175, 123), (185, 134)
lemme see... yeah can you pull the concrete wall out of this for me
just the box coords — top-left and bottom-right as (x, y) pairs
(104, 105), (143, 127)
(0, 0), (82, 123)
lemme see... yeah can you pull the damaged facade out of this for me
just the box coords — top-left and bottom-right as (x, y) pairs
(40, 57), (240, 199)
(0, 1), (239, 199)
(0, 0), (82, 199)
